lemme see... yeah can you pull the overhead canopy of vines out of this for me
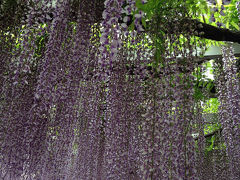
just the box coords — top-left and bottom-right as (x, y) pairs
(0, 0), (239, 179)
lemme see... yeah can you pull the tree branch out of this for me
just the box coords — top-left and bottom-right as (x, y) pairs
(138, 16), (240, 44)
(186, 19), (240, 44)
(193, 128), (222, 140)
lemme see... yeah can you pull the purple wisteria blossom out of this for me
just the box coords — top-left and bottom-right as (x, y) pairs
(0, 0), (239, 179)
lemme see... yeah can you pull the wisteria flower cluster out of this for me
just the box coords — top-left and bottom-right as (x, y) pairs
(0, 0), (239, 179)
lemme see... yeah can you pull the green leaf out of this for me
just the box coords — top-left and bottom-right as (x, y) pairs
(230, 21), (240, 30)
(206, 136), (215, 151)
(193, 87), (203, 100)
(135, 0), (144, 9)
(207, 82), (213, 91)
(129, 22), (135, 31)
(141, 17), (147, 29)
(226, 20), (230, 29)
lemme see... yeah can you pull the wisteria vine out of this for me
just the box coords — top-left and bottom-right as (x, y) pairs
(0, 0), (239, 179)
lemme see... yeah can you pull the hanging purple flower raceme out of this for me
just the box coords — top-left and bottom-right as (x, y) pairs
(138, 77), (170, 179)
(213, 44), (240, 180)
(36, 1), (106, 179)
(10, 0), (53, 87)
(218, 44), (240, 179)
(73, 24), (105, 178)
(99, 0), (124, 75)
(0, 62), (37, 178)
(98, 0), (137, 179)
(99, 1), (153, 177)
(74, 79), (104, 179)
(212, 60), (232, 179)
(23, 1), (78, 178)
(192, 64), (214, 180)
(0, 0), (53, 178)
(103, 67), (134, 179)
(70, 1), (107, 179)
(194, 102), (206, 179)
(171, 72), (197, 179)
(137, 64), (198, 179)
